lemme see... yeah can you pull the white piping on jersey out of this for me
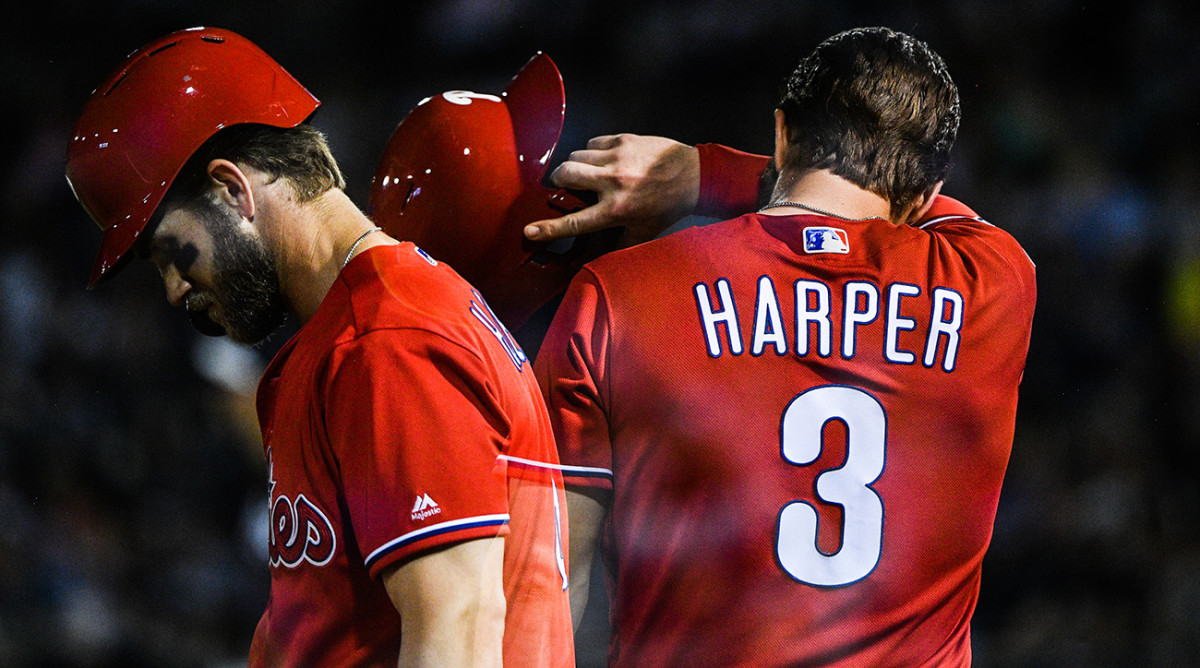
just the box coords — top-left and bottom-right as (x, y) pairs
(917, 215), (989, 229)
(497, 454), (557, 469)
(499, 454), (613, 478)
(552, 477), (568, 590)
(917, 215), (1036, 267)
(366, 513), (510, 566)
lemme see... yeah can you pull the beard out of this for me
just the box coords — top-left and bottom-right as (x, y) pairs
(189, 198), (288, 345)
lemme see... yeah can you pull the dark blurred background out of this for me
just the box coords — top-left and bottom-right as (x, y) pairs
(3, 1), (1199, 666)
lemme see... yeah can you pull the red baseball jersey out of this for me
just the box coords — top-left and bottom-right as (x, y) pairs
(249, 242), (573, 667)
(536, 206), (1035, 666)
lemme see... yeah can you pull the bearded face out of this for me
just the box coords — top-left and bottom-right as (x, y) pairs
(185, 196), (288, 345)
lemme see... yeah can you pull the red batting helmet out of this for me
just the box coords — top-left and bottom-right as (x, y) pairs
(66, 26), (320, 287)
(368, 53), (609, 331)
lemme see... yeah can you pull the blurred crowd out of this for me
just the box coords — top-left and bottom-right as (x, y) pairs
(2, 1), (1198, 666)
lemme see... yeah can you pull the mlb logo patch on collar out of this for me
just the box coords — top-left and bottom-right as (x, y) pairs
(803, 226), (849, 254)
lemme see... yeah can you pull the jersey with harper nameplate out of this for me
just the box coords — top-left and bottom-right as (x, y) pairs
(537, 206), (1036, 667)
(251, 242), (572, 668)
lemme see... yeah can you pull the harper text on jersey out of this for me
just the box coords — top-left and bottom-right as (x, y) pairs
(693, 276), (964, 371)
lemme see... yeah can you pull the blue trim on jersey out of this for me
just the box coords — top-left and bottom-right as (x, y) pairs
(557, 463), (614, 479)
(365, 514), (510, 569)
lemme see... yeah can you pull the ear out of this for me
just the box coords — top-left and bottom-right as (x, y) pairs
(773, 109), (788, 169)
(206, 159), (256, 221)
(903, 180), (944, 226)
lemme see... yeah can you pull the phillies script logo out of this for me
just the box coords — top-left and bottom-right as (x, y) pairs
(267, 449), (337, 568)
(469, 289), (527, 371)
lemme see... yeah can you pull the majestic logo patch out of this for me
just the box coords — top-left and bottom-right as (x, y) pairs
(803, 227), (850, 254)
(411, 493), (442, 521)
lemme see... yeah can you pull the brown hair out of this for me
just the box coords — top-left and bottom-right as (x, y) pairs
(777, 27), (960, 217)
(164, 123), (346, 209)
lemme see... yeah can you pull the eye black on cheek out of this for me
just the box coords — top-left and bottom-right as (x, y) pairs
(160, 238), (201, 274)
(174, 243), (200, 274)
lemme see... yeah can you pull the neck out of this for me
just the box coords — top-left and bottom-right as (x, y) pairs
(264, 187), (396, 324)
(763, 168), (892, 222)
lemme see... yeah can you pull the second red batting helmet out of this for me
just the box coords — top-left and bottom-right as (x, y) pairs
(66, 26), (320, 287)
(368, 53), (608, 331)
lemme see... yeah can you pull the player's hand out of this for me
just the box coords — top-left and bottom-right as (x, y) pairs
(523, 134), (700, 248)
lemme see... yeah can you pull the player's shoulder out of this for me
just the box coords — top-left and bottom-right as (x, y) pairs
(339, 242), (480, 336)
(921, 194), (980, 221)
(583, 214), (751, 281)
(917, 196), (1036, 290)
(924, 217), (1031, 266)
(340, 243), (529, 369)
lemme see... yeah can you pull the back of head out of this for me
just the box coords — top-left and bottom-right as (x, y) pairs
(777, 27), (959, 214)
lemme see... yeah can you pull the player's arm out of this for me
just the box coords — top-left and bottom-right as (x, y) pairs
(523, 133), (980, 243)
(381, 535), (506, 668)
(325, 330), (515, 668)
(523, 135), (769, 245)
(524, 134), (700, 246)
(565, 485), (610, 629)
(532, 269), (617, 628)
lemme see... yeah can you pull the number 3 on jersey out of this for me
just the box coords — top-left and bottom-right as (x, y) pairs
(776, 385), (885, 586)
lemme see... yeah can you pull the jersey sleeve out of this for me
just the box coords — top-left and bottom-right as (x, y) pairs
(323, 328), (511, 578)
(920, 214), (1036, 295)
(920, 214), (1037, 385)
(533, 268), (615, 490)
(695, 143), (770, 219)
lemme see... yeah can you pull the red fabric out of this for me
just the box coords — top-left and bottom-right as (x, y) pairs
(694, 142), (983, 224)
(250, 242), (572, 667)
(695, 142), (770, 218)
(536, 210), (1035, 667)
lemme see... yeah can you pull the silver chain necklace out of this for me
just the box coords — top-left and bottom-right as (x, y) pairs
(758, 201), (882, 222)
(342, 226), (382, 268)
